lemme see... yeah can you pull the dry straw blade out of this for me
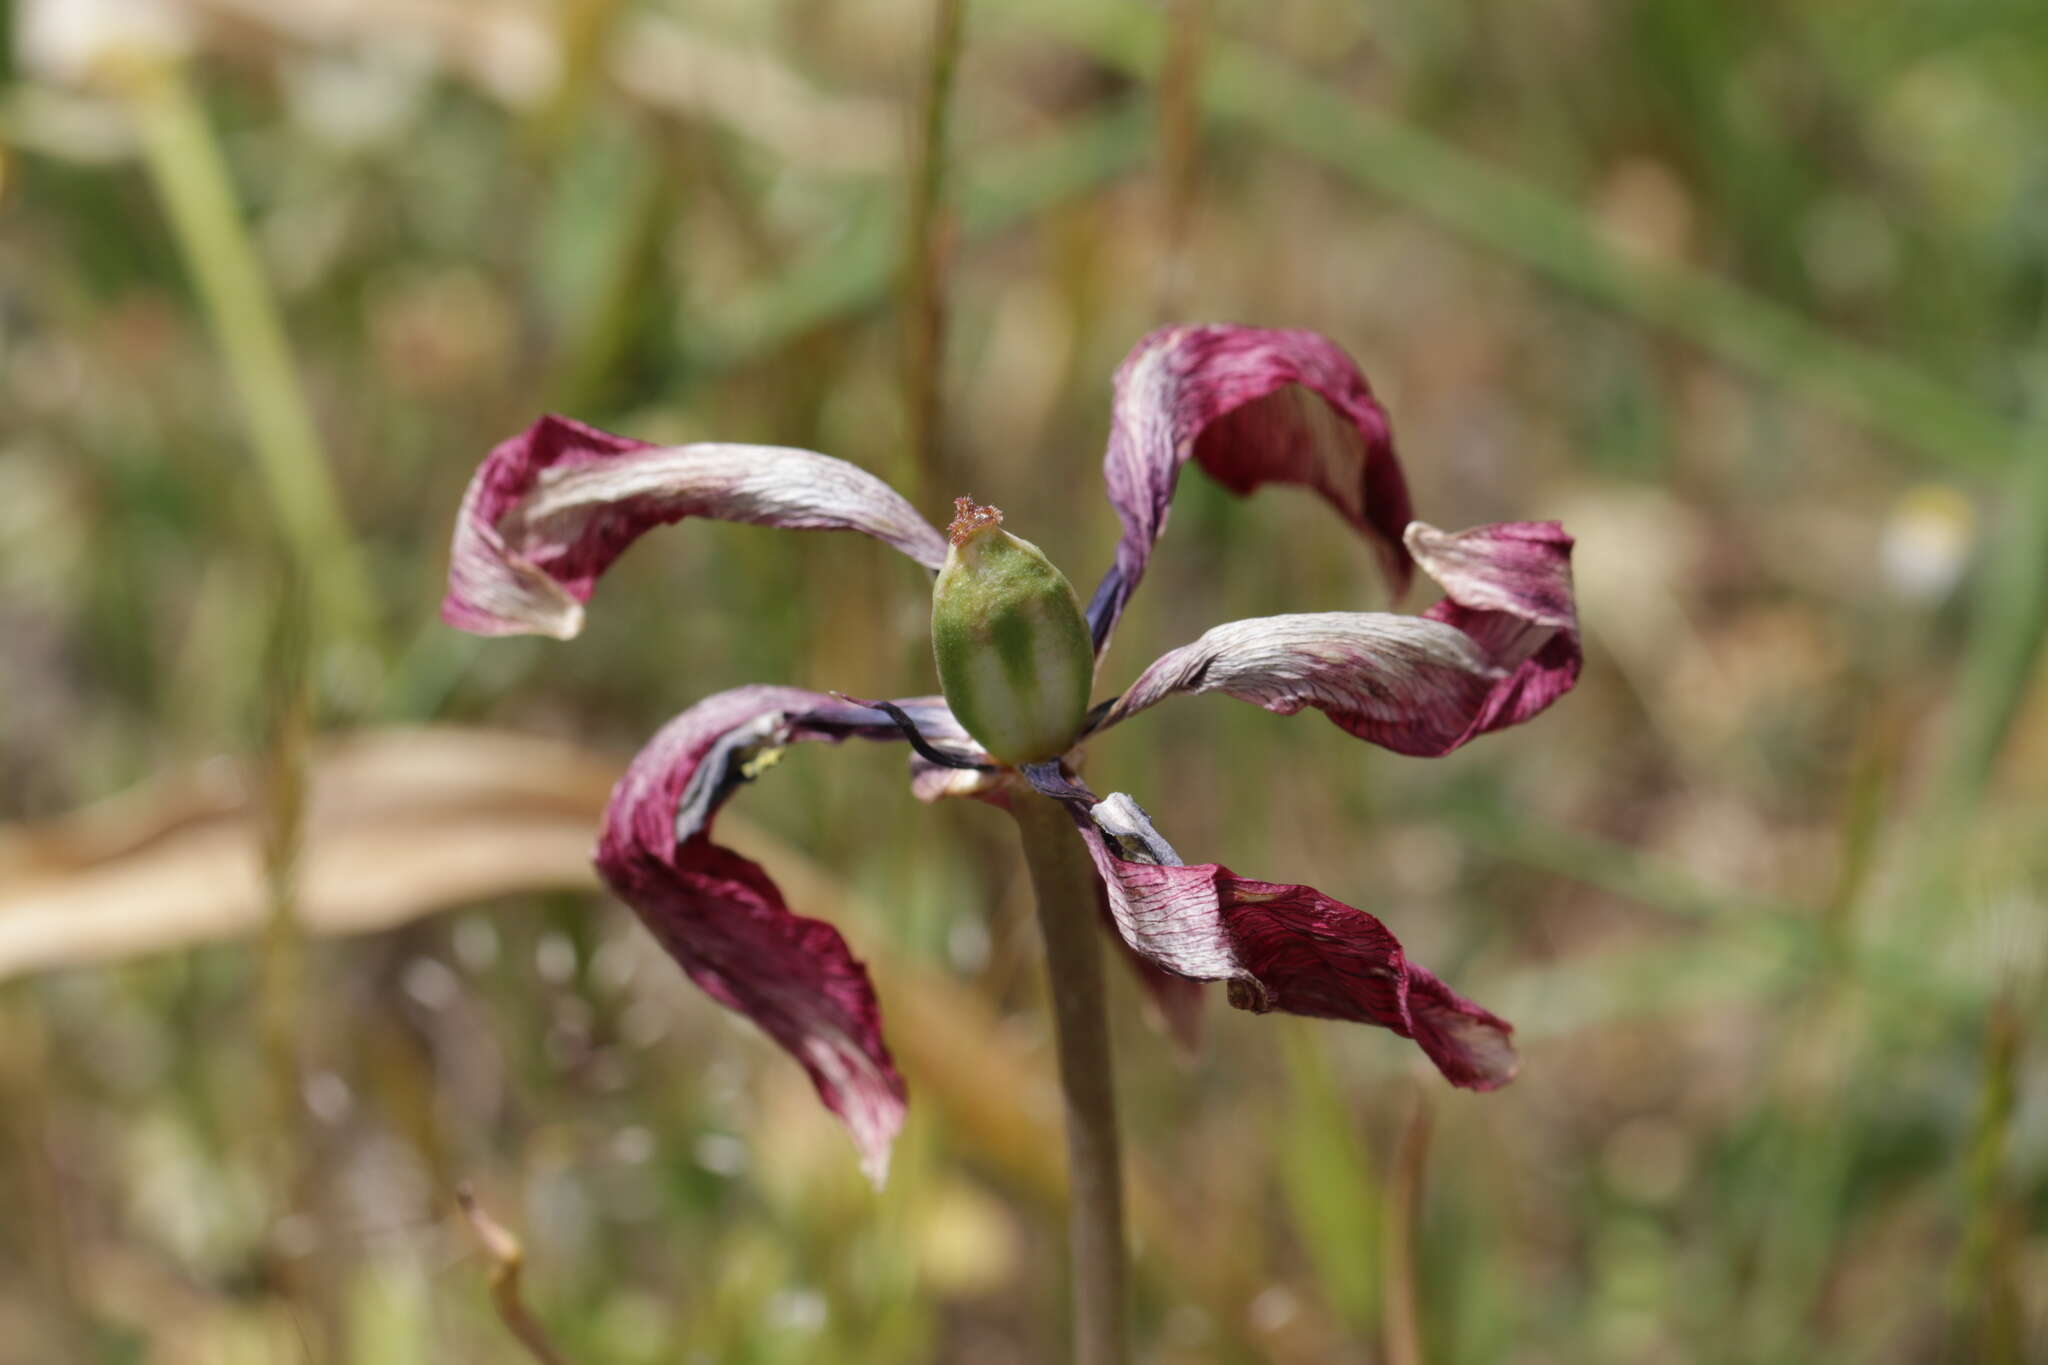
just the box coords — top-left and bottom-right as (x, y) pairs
(0, 729), (617, 978)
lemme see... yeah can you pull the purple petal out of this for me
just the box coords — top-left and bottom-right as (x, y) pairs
(1097, 520), (1579, 757)
(1086, 326), (1415, 650)
(595, 685), (926, 1184)
(444, 415), (949, 639)
(1025, 779), (1515, 1089)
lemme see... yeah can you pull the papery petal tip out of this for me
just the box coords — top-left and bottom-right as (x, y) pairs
(442, 416), (948, 638)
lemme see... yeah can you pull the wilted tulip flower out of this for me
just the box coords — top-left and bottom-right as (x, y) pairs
(441, 325), (1581, 1193)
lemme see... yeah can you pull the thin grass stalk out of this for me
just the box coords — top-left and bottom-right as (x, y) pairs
(1905, 397), (2046, 1362)
(0, 993), (92, 1359)
(1947, 995), (2024, 1363)
(1278, 1024), (1383, 1334)
(254, 565), (334, 1357)
(1727, 408), (2044, 1352)
(1821, 712), (1901, 959)
(1721, 691), (1897, 1359)
(1933, 409), (2048, 815)
(1153, 0), (1206, 319)
(1724, 409), (2043, 1352)
(257, 570), (312, 1155)
(526, 0), (629, 156)
(1381, 1093), (1433, 1365)
(690, 106), (1145, 373)
(902, 0), (967, 501)
(1009, 792), (1128, 1365)
(458, 1185), (576, 1365)
(121, 59), (374, 639)
(550, 131), (680, 416)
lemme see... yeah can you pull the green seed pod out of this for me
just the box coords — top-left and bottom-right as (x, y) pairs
(931, 498), (1095, 766)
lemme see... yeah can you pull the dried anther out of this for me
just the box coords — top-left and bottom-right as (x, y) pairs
(946, 496), (1003, 545)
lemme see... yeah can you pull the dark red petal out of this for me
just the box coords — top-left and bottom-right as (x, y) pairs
(1097, 519), (1580, 757)
(595, 685), (926, 1183)
(1027, 780), (1515, 1090)
(1086, 326), (1414, 651)
(443, 414), (948, 639)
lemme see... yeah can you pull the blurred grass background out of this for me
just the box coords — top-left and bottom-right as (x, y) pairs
(2, 0), (2046, 1361)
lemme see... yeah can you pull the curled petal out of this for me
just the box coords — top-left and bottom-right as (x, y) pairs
(1408, 520), (1580, 737)
(1100, 612), (1497, 754)
(1086, 326), (1414, 650)
(1022, 774), (1515, 1089)
(596, 685), (926, 1184)
(1097, 520), (1579, 757)
(444, 414), (949, 639)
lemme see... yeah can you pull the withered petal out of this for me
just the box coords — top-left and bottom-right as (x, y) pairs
(1407, 519), (1581, 739)
(595, 685), (935, 1184)
(443, 415), (949, 639)
(1097, 519), (1579, 756)
(1021, 773), (1516, 1089)
(1085, 326), (1414, 651)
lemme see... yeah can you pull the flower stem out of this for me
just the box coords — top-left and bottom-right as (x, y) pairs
(1009, 790), (1128, 1365)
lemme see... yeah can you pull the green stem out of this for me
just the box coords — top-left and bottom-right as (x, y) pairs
(124, 59), (375, 639)
(1947, 994), (2024, 1363)
(1009, 790), (1129, 1365)
(1934, 408), (2048, 814)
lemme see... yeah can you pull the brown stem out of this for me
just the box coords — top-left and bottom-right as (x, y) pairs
(457, 1185), (575, 1365)
(902, 0), (967, 500)
(1382, 1091), (1434, 1365)
(1009, 790), (1129, 1365)
(1947, 994), (2025, 1362)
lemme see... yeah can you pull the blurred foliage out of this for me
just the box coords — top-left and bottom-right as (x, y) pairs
(2, 0), (2046, 1362)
